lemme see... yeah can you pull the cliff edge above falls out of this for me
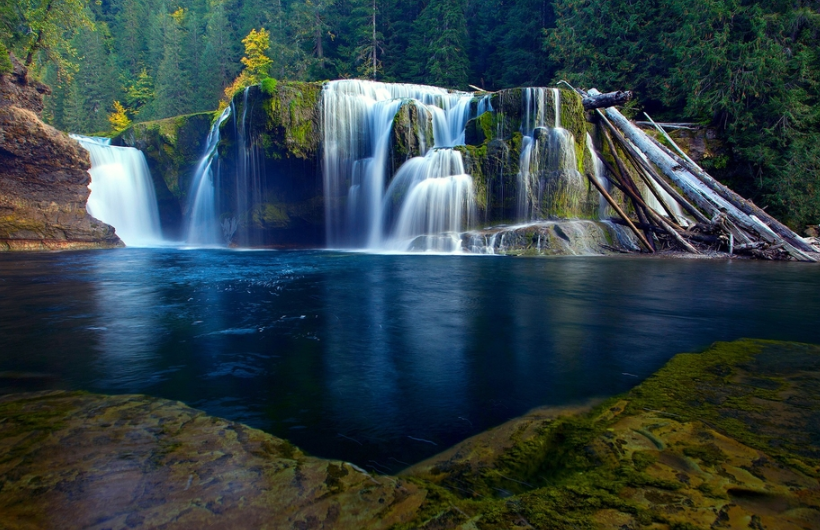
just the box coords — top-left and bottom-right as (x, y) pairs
(0, 54), (121, 251)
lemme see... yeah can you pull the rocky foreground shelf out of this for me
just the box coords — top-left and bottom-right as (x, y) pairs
(1, 339), (819, 529)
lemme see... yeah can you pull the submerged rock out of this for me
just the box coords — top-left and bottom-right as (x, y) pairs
(0, 391), (425, 529)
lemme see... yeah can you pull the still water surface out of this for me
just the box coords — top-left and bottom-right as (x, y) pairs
(1, 249), (819, 472)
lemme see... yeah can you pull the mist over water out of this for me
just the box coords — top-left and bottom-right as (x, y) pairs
(2, 249), (819, 472)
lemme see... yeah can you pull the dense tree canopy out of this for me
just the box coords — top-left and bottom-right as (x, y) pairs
(547, 0), (820, 229)
(1, 0), (818, 228)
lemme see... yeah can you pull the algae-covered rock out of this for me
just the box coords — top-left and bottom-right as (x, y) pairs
(214, 83), (324, 247)
(113, 112), (214, 239)
(390, 100), (434, 173)
(403, 339), (820, 529)
(260, 79), (322, 160)
(0, 391), (425, 529)
(2, 340), (820, 528)
(462, 220), (638, 256)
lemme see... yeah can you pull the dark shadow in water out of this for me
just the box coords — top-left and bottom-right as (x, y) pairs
(1, 249), (819, 472)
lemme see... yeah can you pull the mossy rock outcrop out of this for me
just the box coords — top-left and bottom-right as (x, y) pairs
(259, 79), (323, 161)
(390, 100), (434, 173)
(459, 87), (607, 225)
(2, 340), (820, 528)
(0, 55), (121, 250)
(113, 112), (214, 239)
(213, 82), (324, 247)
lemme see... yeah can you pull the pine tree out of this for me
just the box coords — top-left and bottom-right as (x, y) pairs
(125, 69), (154, 117)
(153, 9), (192, 119)
(408, 0), (470, 89)
(200, 0), (238, 108)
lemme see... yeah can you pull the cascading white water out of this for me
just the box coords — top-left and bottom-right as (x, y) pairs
(73, 135), (163, 247)
(586, 133), (611, 220)
(382, 149), (475, 252)
(322, 79), (478, 251)
(185, 106), (232, 246)
(186, 88), (268, 246)
(232, 87), (266, 246)
(516, 88), (583, 222)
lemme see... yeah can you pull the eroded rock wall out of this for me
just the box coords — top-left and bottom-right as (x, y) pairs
(214, 82), (324, 247)
(0, 54), (121, 250)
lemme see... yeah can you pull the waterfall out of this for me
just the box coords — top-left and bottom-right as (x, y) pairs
(185, 87), (268, 247)
(231, 87), (267, 246)
(73, 135), (163, 247)
(322, 79), (477, 251)
(586, 133), (611, 220)
(185, 106), (231, 246)
(383, 149), (476, 252)
(516, 88), (583, 222)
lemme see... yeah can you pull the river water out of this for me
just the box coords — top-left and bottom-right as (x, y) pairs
(1, 249), (819, 472)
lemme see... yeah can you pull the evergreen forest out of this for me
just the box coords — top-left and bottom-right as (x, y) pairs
(1, 0), (819, 229)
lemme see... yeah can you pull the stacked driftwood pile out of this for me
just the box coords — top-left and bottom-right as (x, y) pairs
(577, 87), (819, 262)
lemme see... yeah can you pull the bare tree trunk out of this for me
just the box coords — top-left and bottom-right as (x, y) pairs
(582, 91), (632, 110)
(603, 104), (818, 262)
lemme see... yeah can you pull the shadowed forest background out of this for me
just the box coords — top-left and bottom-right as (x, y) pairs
(1, 0), (819, 229)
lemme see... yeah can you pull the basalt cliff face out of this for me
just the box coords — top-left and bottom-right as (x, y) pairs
(0, 54), (121, 250)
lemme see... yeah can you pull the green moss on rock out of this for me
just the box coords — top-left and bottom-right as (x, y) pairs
(262, 80), (322, 160)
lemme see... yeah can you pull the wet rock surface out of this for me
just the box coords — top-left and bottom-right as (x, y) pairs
(0, 392), (425, 530)
(406, 339), (820, 529)
(1, 339), (819, 529)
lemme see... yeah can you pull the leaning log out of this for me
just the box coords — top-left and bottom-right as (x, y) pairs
(600, 103), (818, 262)
(641, 113), (817, 256)
(584, 170), (654, 252)
(582, 91), (633, 111)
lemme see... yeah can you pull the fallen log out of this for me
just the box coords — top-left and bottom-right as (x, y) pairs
(595, 131), (698, 254)
(582, 90), (633, 110)
(598, 129), (656, 249)
(599, 102), (818, 262)
(635, 122), (700, 131)
(584, 170), (654, 252)
(598, 112), (712, 225)
(642, 113), (817, 256)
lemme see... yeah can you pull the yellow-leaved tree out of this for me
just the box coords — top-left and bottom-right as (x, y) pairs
(223, 28), (273, 104)
(108, 101), (131, 133)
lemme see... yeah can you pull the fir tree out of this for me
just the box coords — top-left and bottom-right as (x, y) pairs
(153, 8), (192, 119)
(408, 0), (470, 89)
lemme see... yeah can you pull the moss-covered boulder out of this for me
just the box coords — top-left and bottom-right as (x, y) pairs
(390, 100), (434, 174)
(0, 391), (425, 529)
(404, 339), (820, 529)
(459, 87), (607, 227)
(112, 112), (214, 239)
(259, 78), (323, 160)
(214, 82), (324, 247)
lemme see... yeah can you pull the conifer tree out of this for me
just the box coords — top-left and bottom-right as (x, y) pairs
(240, 28), (272, 84)
(153, 8), (192, 119)
(408, 0), (470, 89)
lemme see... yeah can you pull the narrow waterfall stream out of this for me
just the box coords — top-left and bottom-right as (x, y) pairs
(73, 135), (163, 247)
(186, 107), (232, 246)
